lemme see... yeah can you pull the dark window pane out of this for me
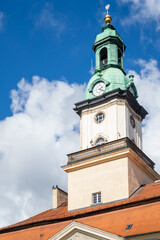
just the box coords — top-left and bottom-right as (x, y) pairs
(100, 48), (107, 67)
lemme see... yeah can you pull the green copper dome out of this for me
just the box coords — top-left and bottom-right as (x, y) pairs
(92, 25), (123, 51)
(85, 24), (138, 100)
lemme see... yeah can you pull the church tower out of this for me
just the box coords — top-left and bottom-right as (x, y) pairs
(63, 7), (160, 212)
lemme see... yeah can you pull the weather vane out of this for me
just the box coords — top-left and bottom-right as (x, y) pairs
(104, 3), (112, 25)
(105, 4), (110, 15)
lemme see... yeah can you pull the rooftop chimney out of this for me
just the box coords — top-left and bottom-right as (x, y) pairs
(52, 185), (68, 209)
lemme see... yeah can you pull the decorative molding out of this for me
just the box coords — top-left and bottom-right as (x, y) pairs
(74, 89), (148, 120)
(92, 35), (125, 53)
(94, 111), (105, 124)
(81, 98), (142, 122)
(66, 138), (154, 169)
(63, 148), (128, 172)
(49, 221), (123, 240)
(63, 138), (160, 180)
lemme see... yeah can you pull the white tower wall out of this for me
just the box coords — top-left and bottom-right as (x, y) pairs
(80, 99), (142, 150)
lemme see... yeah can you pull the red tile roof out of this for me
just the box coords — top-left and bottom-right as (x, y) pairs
(0, 181), (160, 239)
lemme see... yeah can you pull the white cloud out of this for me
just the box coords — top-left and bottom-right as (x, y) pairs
(0, 76), (85, 227)
(89, 58), (95, 75)
(34, 2), (66, 35)
(127, 59), (160, 171)
(119, 0), (160, 29)
(0, 12), (4, 30)
(0, 59), (160, 228)
(96, 0), (107, 26)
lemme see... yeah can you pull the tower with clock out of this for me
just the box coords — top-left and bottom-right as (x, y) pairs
(1, 5), (160, 239)
(62, 7), (159, 212)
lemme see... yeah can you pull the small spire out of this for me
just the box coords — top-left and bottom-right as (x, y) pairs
(104, 4), (112, 25)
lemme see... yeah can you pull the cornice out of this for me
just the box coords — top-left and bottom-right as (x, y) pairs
(63, 146), (159, 181)
(74, 89), (148, 120)
(92, 36), (126, 52)
(66, 138), (154, 169)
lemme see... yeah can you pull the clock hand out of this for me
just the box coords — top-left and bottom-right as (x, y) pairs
(97, 87), (104, 91)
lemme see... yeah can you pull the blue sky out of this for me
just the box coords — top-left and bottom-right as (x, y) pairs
(0, 0), (159, 119)
(0, 0), (160, 227)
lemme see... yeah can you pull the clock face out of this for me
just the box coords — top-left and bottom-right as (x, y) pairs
(93, 82), (106, 96)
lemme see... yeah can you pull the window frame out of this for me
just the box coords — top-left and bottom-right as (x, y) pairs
(95, 112), (105, 124)
(96, 137), (105, 146)
(100, 47), (108, 68)
(92, 192), (102, 204)
(118, 48), (122, 67)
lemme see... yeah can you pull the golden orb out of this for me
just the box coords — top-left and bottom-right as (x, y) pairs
(104, 14), (112, 25)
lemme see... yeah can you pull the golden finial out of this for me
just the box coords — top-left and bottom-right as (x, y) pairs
(104, 4), (112, 25)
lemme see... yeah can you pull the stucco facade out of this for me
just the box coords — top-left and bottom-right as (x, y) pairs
(64, 138), (158, 211)
(80, 99), (142, 150)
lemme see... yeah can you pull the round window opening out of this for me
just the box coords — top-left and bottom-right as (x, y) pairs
(130, 115), (135, 128)
(96, 138), (105, 146)
(95, 112), (105, 123)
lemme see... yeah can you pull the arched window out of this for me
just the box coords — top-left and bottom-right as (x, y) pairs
(96, 137), (105, 146)
(100, 48), (107, 68)
(118, 49), (122, 67)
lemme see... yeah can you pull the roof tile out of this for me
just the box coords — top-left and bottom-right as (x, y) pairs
(0, 182), (160, 239)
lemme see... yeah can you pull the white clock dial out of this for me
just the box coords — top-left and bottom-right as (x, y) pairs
(93, 82), (106, 96)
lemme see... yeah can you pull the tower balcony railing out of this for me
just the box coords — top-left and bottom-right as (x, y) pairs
(67, 137), (155, 169)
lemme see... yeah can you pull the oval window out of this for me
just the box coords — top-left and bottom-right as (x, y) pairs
(95, 112), (105, 123)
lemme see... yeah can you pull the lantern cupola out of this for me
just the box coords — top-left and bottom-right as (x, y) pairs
(85, 8), (138, 100)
